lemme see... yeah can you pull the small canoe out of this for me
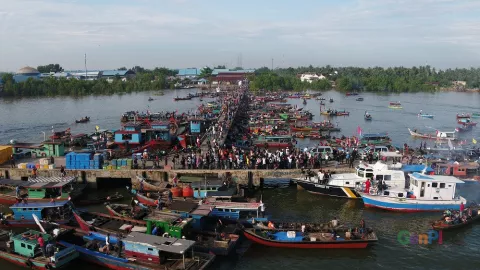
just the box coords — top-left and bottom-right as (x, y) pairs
(457, 113), (471, 119)
(389, 105), (402, 109)
(75, 117), (90, 123)
(472, 113), (480, 118)
(364, 114), (372, 121)
(356, 98), (364, 101)
(74, 193), (124, 206)
(418, 114), (434, 118)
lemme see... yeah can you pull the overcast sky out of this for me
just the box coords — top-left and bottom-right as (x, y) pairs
(1, 0), (480, 72)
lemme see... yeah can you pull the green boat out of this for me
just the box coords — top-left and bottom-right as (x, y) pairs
(472, 113), (480, 118)
(0, 230), (78, 269)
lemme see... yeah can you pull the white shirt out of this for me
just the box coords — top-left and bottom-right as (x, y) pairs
(53, 229), (60, 237)
(106, 236), (110, 245)
(260, 203), (265, 212)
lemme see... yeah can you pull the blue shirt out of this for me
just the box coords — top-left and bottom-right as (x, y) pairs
(152, 227), (158, 235)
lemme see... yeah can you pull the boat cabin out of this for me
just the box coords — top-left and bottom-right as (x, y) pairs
(11, 230), (53, 257)
(32, 141), (66, 158)
(360, 133), (391, 145)
(114, 123), (143, 146)
(437, 162), (479, 177)
(122, 232), (198, 268)
(143, 121), (172, 142)
(379, 152), (402, 169)
(437, 131), (456, 140)
(10, 201), (74, 221)
(407, 173), (464, 200)
(0, 177), (76, 200)
(144, 211), (192, 239)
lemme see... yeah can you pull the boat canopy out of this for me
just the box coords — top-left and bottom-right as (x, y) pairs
(10, 200), (72, 209)
(123, 232), (196, 254)
(401, 165), (434, 173)
(361, 133), (389, 138)
(409, 173), (465, 184)
(0, 177), (75, 187)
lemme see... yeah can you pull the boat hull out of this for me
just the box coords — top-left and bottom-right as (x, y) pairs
(362, 194), (464, 212)
(243, 230), (371, 249)
(0, 196), (70, 206)
(296, 180), (361, 199)
(432, 214), (480, 230)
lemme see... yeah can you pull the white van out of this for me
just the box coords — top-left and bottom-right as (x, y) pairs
(360, 146), (389, 160)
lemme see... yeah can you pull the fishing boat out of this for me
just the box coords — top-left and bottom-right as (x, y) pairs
(74, 193), (123, 206)
(361, 173), (467, 212)
(57, 230), (215, 270)
(408, 128), (457, 141)
(294, 162), (406, 199)
(418, 114), (434, 119)
(346, 92), (359, 96)
(472, 112), (480, 118)
(132, 176), (170, 192)
(0, 201), (74, 228)
(431, 207), (480, 230)
(456, 113), (471, 119)
(336, 111), (350, 116)
(360, 133), (391, 145)
(455, 125), (473, 133)
(253, 135), (294, 148)
(329, 98), (334, 103)
(316, 98), (325, 101)
(243, 224), (377, 249)
(73, 211), (147, 235)
(364, 111), (372, 121)
(148, 97), (154, 101)
(290, 126), (314, 132)
(0, 177), (86, 206)
(75, 117), (90, 123)
(50, 128), (71, 140)
(457, 118), (477, 126)
(105, 203), (150, 220)
(0, 229), (78, 269)
(173, 96), (192, 101)
(303, 99), (307, 105)
(356, 97), (364, 101)
(388, 102), (402, 109)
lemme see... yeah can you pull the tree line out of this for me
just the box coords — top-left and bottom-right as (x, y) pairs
(0, 65), (179, 97)
(250, 65), (480, 92)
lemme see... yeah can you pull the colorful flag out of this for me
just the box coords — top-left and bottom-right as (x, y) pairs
(473, 138), (477, 144)
(356, 126), (363, 136)
(95, 125), (99, 131)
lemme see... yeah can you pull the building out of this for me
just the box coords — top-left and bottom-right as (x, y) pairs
(13, 66), (41, 83)
(211, 70), (255, 85)
(299, 73), (327, 83)
(197, 78), (208, 85)
(100, 70), (136, 82)
(68, 71), (101, 80)
(176, 68), (200, 79)
(40, 72), (74, 80)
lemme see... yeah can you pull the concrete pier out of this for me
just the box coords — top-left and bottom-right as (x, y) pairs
(0, 167), (355, 188)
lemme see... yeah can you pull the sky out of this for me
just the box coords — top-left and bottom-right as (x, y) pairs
(1, 0), (480, 72)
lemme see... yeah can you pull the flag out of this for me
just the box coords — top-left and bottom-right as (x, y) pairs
(356, 126), (362, 136)
(447, 139), (454, 150)
(473, 138), (477, 144)
(177, 135), (187, 149)
(95, 125), (99, 131)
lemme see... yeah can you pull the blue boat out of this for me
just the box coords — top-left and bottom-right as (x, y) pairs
(57, 231), (215, 270)
(418, 114), (434, 118)
(362, 172), (466, 212)
(0, 201), (74, 228)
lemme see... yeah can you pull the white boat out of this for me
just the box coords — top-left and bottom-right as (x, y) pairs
(294, 162), (406, 199)
(408, 128), (456, 141)
(361, 172), (466, 212)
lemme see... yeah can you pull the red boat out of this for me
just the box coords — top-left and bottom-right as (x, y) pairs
(243, 227), (378, 249)
(72, 210), (146, 233)
(457, 113), (471, 119)
(290, 126), (314, 132)
(50, 128), (71, 140)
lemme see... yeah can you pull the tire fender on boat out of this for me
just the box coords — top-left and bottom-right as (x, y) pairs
(162, 232), (170, 238)
(45, 263), (52, 269)
(25, 259), (33, 268)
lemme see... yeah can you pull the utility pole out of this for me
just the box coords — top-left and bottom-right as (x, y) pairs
(271, 58), (274, 70)
(84, 53), (87, 80)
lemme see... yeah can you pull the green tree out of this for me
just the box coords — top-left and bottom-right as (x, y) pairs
(199, 67), (213, 79)
(37, 64), (64, 73)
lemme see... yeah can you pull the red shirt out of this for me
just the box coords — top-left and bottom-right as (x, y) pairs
(460, 203), (465, 212)
(37, 236), (45, 247)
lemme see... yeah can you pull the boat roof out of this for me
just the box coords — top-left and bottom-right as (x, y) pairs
(409, 173), (465, 183)
(190, 205), (213, 216)
(10, 201), (71, 209)
(361, 133), (389, 138)
(123, 232), (195, 254)
(144, 211), (182, 223)
(401, 165), (434, 173)
(12, 230), (51, 244)
(0, 177), (75, 188)
(380, 152), (402, 157)
(167, 201), (199, 213)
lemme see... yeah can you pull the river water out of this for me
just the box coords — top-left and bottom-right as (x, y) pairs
(1, 90), (480, 270)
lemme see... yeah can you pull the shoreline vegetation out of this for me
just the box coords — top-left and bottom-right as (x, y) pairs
(1, 65), (479, 98)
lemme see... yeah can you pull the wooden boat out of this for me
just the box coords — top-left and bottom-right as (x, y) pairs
(456, 113), (471, 119)
(290, 126), (313, 132)
(335, 111), (349, 116)
(132, 176), (171, 192)
(74, 193), (124, 206)
(0, 177), (86, 206)
(456, 125), (473, 133)
(364, 113), (372, 121)
(73, 211), (147, 235)
(173, 96), (192, 101)
(243, 225), (377, 249)
(50, 128), (71, 140)
(75, 117), (90, 123)
(0, 201), (74, 228)
(57, 229), (215, 270)
(472, 113), (480, 118)
(418, 114), (434, 118)
(346, 92), (359, 96)
(0, 229), (78, 269)
(388, 102), (402, 109)
(356, 97), (364, 101)
(105, 203), (150, 220)
(329, 98), (334, 103)
(148, 97), (154, 101)
(408, 128), (456, 141)
(431, 209), (480, 230)
(316, 98), (325, 101)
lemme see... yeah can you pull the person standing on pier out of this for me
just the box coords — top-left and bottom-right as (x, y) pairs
(10, 155), (15, 168)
